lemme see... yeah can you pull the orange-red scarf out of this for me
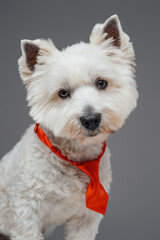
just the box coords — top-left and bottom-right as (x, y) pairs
(34, 123), (109, 215)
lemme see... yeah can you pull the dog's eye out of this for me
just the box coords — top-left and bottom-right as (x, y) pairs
(96, 80), (108, 90)
(59, 89), (70, 98)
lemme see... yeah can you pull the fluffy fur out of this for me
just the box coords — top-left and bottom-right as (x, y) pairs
(0, 15), (138, 240)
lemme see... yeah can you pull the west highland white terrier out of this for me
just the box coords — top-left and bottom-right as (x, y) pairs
(0, 15), (138, 240)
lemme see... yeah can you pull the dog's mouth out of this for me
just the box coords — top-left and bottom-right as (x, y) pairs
(85, 128), (115, 137)
(84, 124), (114, 138)
(84, 129), (102, 138)
(64, 119), (114, 140)
(88, 132), (98, 137)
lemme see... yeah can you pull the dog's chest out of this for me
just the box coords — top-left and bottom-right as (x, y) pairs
(44, 158), (89, 200)
(39, 159), (90, 225)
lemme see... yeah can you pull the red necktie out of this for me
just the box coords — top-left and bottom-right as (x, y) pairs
(34, 123), (109, 215)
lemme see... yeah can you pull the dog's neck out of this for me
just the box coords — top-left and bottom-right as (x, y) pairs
(39, 124), (107, 162)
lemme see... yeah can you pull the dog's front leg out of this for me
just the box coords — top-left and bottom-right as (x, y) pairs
(64, 213), (103, 240)
(9, 205), (44, 240)
(10, 228), (44, 240)
(10, 225), (44, 240)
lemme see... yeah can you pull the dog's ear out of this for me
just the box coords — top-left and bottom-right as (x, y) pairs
(90, 14), (132, 50)
(18, 39), (57, 80)
(90, 15), (135, 66)
(21, 40), (40, 71)
(90, 15), (121, 47)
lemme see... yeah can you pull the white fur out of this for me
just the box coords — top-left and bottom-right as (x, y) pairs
(0, 15), (138, 240)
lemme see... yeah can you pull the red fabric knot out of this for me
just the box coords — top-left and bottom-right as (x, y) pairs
(34, 123), (109, 215)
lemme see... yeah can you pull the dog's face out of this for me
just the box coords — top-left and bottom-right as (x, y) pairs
(19, 15), (138, 144)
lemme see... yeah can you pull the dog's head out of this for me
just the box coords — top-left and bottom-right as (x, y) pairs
(19, 15), (138, 144)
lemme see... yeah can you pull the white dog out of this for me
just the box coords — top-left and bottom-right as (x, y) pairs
(0, 15), (138, 240)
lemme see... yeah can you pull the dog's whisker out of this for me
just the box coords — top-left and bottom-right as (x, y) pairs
(69, 122), (82, 138)
(100, 125), (106, 133)
(104, 122), (115, 134)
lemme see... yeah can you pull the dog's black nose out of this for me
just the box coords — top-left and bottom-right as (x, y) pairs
(80, 113), (101, 131)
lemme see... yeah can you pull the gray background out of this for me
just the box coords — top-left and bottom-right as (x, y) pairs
(0, 0), (159, 239)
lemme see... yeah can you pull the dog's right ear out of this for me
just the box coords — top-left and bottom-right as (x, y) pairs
(18, 39), (57, 80)
(21, 40), (40, 72)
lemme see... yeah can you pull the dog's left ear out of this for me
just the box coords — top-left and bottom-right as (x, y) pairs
(90, 15), (121, 47)
(90, 14), (134, 57)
